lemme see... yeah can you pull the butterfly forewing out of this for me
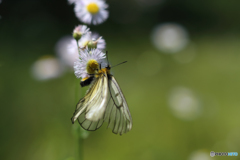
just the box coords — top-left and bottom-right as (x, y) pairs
(72, 73), (108, 124)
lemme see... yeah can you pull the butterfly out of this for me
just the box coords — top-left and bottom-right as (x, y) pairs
(71, 53), (132, 135)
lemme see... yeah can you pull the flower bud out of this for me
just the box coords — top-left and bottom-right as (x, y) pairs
(87, 40), (97, 49)
(72, 25), (90, 41)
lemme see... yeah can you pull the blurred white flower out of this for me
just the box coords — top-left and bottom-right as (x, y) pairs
(74, 0), (108, 25)
(74, 49), (106, 79)
(79, 32), (106, 50)
(151, 23), (189, 53)
(168, 87), (201, 120)
(188, 150), (213, 160)
(55, 33), (105, 69)
(55, 36), (79, 68)
(31, 56), (64, 81)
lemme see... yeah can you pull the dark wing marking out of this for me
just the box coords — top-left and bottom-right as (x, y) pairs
(80, 76), (95, 87)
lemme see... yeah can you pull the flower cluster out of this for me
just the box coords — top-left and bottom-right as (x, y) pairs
(77, 31), (106, 50)
(71, 24), (107, 79)
(69, 0), (109, 25)
(66, 0), (109, 80)
(32, 1), (109, 81)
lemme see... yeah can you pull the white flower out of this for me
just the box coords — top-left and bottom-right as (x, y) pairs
(74, 0), (109, 25)
(78, 32), (106, 50)
(73, 25), (89, 34)
(73, 25), (90, 40)
(74, 49), (106, 79)
(56, 34), (105, 69)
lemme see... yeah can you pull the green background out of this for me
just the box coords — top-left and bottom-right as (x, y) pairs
(0, 0), (240, 160)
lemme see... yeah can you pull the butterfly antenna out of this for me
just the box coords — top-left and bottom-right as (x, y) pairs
(111, 61), (127, 68)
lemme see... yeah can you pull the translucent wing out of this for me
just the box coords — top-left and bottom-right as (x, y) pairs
(71, 72), (132, 135)
(71, 73), (109, 131)
(103, 75), (132, 135)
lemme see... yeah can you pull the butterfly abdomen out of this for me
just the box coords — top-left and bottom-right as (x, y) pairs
(80, 76), (94, 87)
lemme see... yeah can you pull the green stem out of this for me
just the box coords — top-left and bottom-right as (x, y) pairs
(76, 78), (84, 160)
(74, 39), (89, 160)
(78, 130), (84, 160)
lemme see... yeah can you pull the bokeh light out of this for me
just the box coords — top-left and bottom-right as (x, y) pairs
(151, 23), (189, 53)
(188, 150), (213, 160)
(168, 87), (201, 120)
(55, 36), (79, 68)
(31, 56), (64, 81)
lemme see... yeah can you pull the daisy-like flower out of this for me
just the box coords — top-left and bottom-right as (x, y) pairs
(74, 49), (106, 79)
(74, 0), (109, 25)
(73, 25), (90, 41)
(78, 32), (106, 50)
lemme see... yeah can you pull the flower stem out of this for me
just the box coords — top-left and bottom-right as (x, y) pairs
(78, 130), (84, 160)
(74, 39), (90, 160)
(75, 78), (84, 160)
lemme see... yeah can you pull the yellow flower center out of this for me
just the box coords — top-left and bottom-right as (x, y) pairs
(86, 3), (99, 14)
(87, 59), (99, 74)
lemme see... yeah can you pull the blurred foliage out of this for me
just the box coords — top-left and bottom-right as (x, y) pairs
(1, 0), (240, 160)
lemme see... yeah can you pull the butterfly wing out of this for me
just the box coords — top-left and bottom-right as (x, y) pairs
(71, 72), (132, 135)
(103, 75), (132, 135)
(71, 72), (109, 131)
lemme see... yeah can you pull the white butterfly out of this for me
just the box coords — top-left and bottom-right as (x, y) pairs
(71, 60), (132, 135)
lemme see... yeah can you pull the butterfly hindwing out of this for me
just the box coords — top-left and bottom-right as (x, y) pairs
(105, 75), (132, 135)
